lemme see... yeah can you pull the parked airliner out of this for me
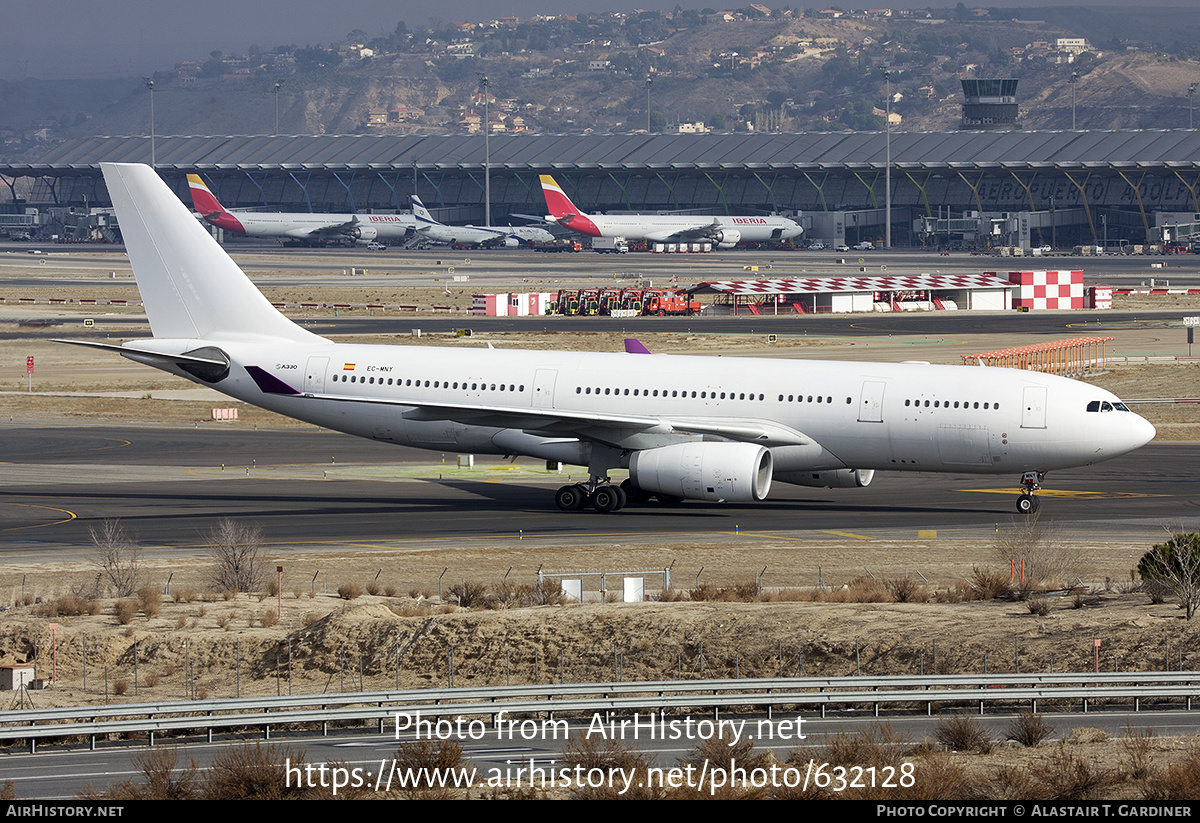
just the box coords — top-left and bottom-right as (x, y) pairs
(187, 174), (416, 244)
(540, 174), (804, 248)
(72, 163), (1154, 515)
(410, 195), (554, 247)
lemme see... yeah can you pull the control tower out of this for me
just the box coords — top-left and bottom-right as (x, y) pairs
(961, 79), (1019, 129)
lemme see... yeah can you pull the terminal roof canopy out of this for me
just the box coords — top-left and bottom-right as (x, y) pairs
(10, 130), (1200, 175)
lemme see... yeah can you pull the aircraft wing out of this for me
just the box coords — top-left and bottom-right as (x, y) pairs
(643, 222), (721, 243)
(270, 382), (809, 448)
(303, 217), (369, 240)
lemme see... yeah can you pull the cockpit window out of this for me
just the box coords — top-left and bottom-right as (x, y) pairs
(1113, 402), (1130, 412)
(1087, 401), (1100, 412)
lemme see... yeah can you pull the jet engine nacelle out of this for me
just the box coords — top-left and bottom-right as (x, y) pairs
(352, 226), (379, 243)
(712, 228), (741, 249)
(628, 442), (772, 502)
(777, 468), (875, 489)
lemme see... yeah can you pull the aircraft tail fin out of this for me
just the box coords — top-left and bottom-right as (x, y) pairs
(103, 163), (322, 344)
(539, 175), (583, 221)
(410, 194), (438, 226)
(186, 174), (228, 216)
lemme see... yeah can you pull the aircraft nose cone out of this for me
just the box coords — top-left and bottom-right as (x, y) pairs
(1131, 414), (1156, 449)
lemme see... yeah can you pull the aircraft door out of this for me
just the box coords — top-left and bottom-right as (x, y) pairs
(1021, 386), (1047, 429)
(304, 356), (329, 394)
(858, 381), (886, 423)
(533, 369), (557, 409)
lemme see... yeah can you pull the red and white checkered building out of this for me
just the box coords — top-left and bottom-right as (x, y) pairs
(991, 270), (1085, 311)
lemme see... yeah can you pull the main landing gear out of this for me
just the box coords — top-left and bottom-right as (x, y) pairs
(1016, 471), (1044, 514)
(554, 478), (655, 513)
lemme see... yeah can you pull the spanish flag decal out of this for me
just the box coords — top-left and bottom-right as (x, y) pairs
(343, 363), (355, 370)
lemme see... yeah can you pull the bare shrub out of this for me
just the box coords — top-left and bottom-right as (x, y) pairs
(79, 748), (199, 800)
(365, 580), (381, 596)
(33, 596), (100, 618)
(1007, 712), (1055, 747)
(1121, 724), (1157, 781)
(969, 566), (1011, 600)
(259, 608), (280, 628)
(885, 577), (930, 603)
(1027, 595), (1051, 616)
(337, 583), (363, 601)
(90, 519), (141, 597)
(934, 714), (992, 753)
(216, 615), (231, 630)
(1030, 742), (1111, 800)
(448, 580), (492, 608)
(205, 519), (265, 594)
(205, 743), (361, 799)
(844, 575), (890, 603)
(558, 734), (662, 800)
(115, 599), (137, 625)
(1143, 743), (1200, 800)
(389, 740), (474, 800)
(264, 576), (279, 597)
(113, 679), (129, 696)
(994, 511), (1084, 588)
(389, 601), (432, 617)
(136, 585), (161, 619)
(823, 722), (910, 767)
(384, 585), (397, 597)
(689, 581), (760, 602)
(671, 731), (771, 799)
(143, 672), (161, 688)
(986, 764), (1040, 800)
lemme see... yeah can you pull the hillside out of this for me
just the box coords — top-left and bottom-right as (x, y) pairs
(2, 6), (1200, 164)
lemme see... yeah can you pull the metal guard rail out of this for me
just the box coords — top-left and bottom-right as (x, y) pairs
(2, 671), (1197, 752)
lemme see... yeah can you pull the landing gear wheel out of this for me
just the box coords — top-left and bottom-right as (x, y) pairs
(620, 478), (652, 505)
(1015, 494), (1040, 514)
(591, 485), (622, 513)
(555, 484), (588, 511)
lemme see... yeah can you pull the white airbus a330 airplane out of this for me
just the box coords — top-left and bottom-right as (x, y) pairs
(410, 195), (554, 247)
(71, 164), (1154, 515)
(187, 174), (416, 245)
(540, 174), (803, 248)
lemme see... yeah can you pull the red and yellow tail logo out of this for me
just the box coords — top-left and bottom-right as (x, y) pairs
(539, 175), (600, 236)
(187, 174), (245, 234)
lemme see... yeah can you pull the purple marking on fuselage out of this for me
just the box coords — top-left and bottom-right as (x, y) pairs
(624, 338), (652, 354)
(245, 365), (300, 395)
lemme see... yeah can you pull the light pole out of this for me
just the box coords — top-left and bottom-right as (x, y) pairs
(1190, 83), (1196, 129)
(274, 81), (284, 135)
(143, 77), (155, 167)
(1070, 70), (1078, 130)
(646, 75), (653, 133)
(881, 67), (892, 249)
(1050, 195), (1056, 250)
(479, 73), (491, 227)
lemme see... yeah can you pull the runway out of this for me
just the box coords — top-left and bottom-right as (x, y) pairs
(0, 425), (1193, 557)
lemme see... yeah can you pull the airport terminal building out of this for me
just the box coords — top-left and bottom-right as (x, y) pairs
(2, 130), (1199, 250)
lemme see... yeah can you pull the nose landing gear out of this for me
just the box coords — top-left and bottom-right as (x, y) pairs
(1016, 471), (1044, 514)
